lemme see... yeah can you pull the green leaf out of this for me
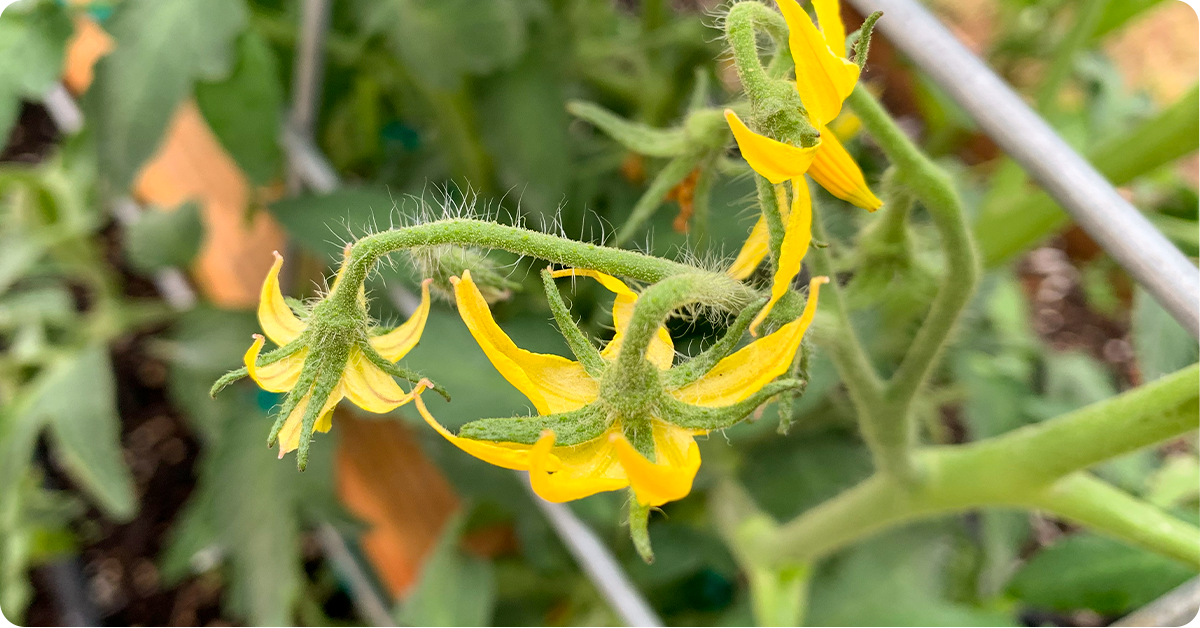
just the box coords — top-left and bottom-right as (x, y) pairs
(1132, 287), (1199, 382)
(807, 523), (1014, 626)
(477, 40), (571, 222)
(1008, 532), (1197, 615)
(89, 0), (247, 189)
(396, 510), (496, 627)
(0, 0), (72, 143)
(210, 410), (302, 626)
(353, 0), (527, 88)
(195, 29), (284, 185)
(122, 201), (204, 272)
(34, 346), (137, 521)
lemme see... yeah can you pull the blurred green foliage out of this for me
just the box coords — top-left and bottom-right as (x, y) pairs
(0, 0), (1197, 625)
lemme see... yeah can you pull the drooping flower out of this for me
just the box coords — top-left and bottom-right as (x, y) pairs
(231, 251), (434, 459)
(724, 0), (881, 330)
(414, 267), (826, 508)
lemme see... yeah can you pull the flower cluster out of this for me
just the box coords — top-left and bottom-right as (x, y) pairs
(724, 0), (882, 329)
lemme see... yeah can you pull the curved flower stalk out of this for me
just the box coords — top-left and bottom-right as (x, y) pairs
(723, 0), (883, 331)
(415, 267), (826, 521)
(211, 251), (442, 469)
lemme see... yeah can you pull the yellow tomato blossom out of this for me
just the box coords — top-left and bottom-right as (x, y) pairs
(724, 0), (881, 331)
(414, 268), (826, 507)
(244, 252), (433, 457)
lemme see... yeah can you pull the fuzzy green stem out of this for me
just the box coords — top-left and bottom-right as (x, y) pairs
(724, 1), (790, 98)
(846, 85), (980, 481)
(613, 274), (730, 375)
(758, 176), (787, 265)
(328, 219), (751, 310)
(770, 363), (1200, 567)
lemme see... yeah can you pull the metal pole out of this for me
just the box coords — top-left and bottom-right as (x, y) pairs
(521, 475), (664, 628)
(846, 0), (1200, 339)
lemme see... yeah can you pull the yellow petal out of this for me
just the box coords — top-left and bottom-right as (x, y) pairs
(611, 423), (701, 507)
(778, 0), (860, 127)
(529, 430), (628, 503)
(812, 0), (846, 57)
(370, 278), (432, 361)
(411, 392), (550, 471)
(726, 215), (770, 280)
(276, 388), (342, 456)
(258, 251), (306, 346)
(340, 347), (420, 413)
(809, 128), (883, 211)
(452, 270), (599, 414)
(550, 268), (674, 370)
(670, 276), (827, 407)
(244, 334), (307, 393)
(828, 112), (861, 142)
(750, 179), (813, 335)
(725, 109), (820, 185)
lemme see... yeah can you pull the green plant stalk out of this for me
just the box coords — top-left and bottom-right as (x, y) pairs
(724, 1), (790, 100)
(1036, 0), (1112, 113)
(769, 363), (1200, 567)
(976, 84), (1199, 267)
(845, 85), (981, 481)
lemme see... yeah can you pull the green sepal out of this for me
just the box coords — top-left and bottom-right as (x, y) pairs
(358, 339), (451, 401)
(566, 100), (689, 157)
(664, 296), (766, 390)
(542, 268), (606, 377)
(850, 11), (883, 70)
(457, 403), (609, 447)
(660, 379), (805, 432)
(209, 336), (306, 397)
(776, 338), (812, 435)
(628, 496), (655, 564)
(295, 359), (344, 471)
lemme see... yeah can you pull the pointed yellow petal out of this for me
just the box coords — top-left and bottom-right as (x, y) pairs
(411, 393), (549, 471)
(778, 0), (860, 127)
(340, 347), (421, 413)
(551, 268), (674, 370)
(611, 424), (700, 507)
(530, 430), (628, 503)
(809, 129), (883, 211)
(725, 110), (820, 185)
(452, 270), (598, 414)
(750, 179), (813, 335)
(670, 276), (827, 407)
(370, 278), (432, 361)
(258, 251), (306, 346)
(812, 0), (846, 56)
(244, 334), (307, 393)
(727, 215), (770, 280)
(277, 388), (343, 456)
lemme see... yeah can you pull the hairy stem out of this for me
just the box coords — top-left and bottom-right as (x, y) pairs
(724, 1), (791, 99)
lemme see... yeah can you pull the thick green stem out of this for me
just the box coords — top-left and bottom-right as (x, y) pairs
(771, 364), (1200, 566)
(845, 85), (980, 481)
(613, 274), (730, 374)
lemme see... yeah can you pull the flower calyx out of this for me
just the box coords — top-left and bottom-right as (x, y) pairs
(210, 250), (445, 470)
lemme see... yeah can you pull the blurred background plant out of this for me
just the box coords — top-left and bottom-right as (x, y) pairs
(0, 0), (1196, 625)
